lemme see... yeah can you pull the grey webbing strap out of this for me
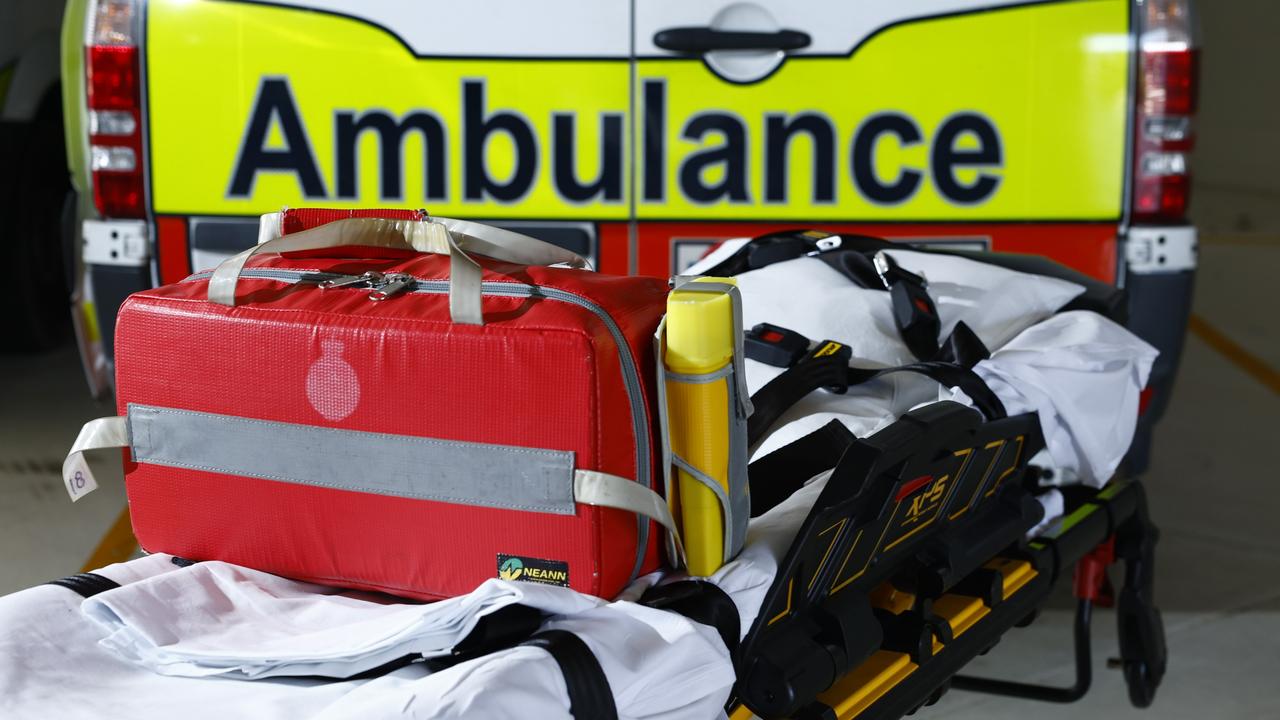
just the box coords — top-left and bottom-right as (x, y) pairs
(208, 217), (589, 326)
(574, 471), (684, 565)
(62, 416), (127, 502)
(670, 453), (736, 559)
(664, 364), (735, 384)
(62, 409), (681, 558)
(653, 317), (683, 568)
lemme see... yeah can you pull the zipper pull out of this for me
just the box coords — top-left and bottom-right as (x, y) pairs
(320, 271), (384, 290)
(369, 273), (415, 302)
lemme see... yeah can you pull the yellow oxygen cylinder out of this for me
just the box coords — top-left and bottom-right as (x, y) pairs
(665, 277), (737, 576)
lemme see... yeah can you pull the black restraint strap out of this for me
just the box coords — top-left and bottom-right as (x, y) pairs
(847, 361), (1007, 420)
(747, 420), (857, 518)
(700, 231), (946, 360)
(46, 572), (119, 598)
(935, 320), (991, 368)
(746, 355), (1006, 449)
(425, 603), (545, 672)
(747, 354), (851, 448)
(640, 580), (741, 655)
(522, 630), (618, 720)
(819, 248), (942, 360)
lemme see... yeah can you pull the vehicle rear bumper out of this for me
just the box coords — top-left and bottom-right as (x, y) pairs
(1122, 225), (1197, 473)
(73, 218), (152, 396)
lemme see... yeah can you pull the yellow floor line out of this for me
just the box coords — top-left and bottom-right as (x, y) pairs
(1188, 314), (1280, 396)
(1199, 234), (1280, 247)
(81, 505), (137, 572)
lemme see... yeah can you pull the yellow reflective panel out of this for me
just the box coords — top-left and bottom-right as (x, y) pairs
(636, 0), (1129, 220)
(147, 0), (1127, 222)
(146, 0), (630, 218)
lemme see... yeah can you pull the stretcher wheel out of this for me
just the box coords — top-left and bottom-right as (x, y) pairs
(1123, 661), (1155, 708)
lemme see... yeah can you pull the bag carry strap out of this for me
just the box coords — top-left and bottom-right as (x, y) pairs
(62, 416), (127, 502)
(62, 415), (685, 565)
(207, 217), (590, 325)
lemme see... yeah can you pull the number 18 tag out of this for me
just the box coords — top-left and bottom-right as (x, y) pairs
(63, 452), (100, 502)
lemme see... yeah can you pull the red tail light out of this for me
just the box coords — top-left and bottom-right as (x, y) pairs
(1131, 0), (1198, 225)
(86, 0), (145, 219)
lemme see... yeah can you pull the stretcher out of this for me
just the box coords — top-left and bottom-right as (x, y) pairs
(14, 226), (1167, 720)
(706, 233), (1166, 718)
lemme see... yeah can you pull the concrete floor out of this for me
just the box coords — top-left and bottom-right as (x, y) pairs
(1, 241), (1276, 717)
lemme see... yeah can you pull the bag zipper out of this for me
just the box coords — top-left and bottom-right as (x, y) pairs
(184, 267), (654, 579)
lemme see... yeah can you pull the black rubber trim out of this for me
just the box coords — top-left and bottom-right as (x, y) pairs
(522, 630), (618, 720)
(640, 580), (741, 655)
(46, 572), (119, 598)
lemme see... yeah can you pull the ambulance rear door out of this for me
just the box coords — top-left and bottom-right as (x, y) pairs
(633, 0), (1133, 279)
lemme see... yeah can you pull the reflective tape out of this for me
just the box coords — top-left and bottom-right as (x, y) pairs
(127, 404), (579, 515)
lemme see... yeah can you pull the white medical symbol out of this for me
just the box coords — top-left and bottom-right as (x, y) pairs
(306, 339), (361, 421)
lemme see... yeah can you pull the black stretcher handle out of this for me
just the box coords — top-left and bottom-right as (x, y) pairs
(653, 27), (811, 53)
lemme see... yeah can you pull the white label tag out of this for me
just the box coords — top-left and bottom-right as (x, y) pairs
(64, 453), (100, 502)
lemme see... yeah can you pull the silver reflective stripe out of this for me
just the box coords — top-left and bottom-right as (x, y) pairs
(183, 268), (656, 578)
(127, 404), (578, 515)
(665, 364), (734, 385)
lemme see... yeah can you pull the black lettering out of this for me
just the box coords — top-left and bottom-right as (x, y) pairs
(643, 79), (666, 202)
(765, 113), (835, 203)
(463, 80), (537, 202)
(932, 113), (1002, 204)
(228, 78), (326, 198)
(851, 113), (923, 205)
(679, 113), (750, 203)
(334, 110), (446, 200)
(552, 113), (623, 202)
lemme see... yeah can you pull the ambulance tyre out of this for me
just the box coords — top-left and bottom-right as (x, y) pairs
(0, 90), (71, 352)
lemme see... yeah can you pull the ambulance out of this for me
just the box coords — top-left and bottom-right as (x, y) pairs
(61, 0), (1198, 467)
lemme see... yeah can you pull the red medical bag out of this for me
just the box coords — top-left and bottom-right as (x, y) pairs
(111, 210), (670, 600)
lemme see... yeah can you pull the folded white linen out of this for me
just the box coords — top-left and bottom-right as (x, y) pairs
(316, 601), (737, 720)
(1029, 489), (1066, 538)
(0, 555), (374, 720)
(82, 562), (602, 679)
(954, 311), (1159, 487)
(3, 554), (738, 720)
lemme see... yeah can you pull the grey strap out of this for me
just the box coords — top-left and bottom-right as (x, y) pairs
(574, 470), (685, 567)
(208, 217), (589, 326)
(63, 411), (683, 565)
(62, 416), (127, 502)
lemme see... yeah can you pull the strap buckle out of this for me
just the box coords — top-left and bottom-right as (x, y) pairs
(813, 236), (843, 253)
(873, 250), (927, 291)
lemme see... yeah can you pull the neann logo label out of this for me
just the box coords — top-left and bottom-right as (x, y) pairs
(497, 554), (569, 587)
